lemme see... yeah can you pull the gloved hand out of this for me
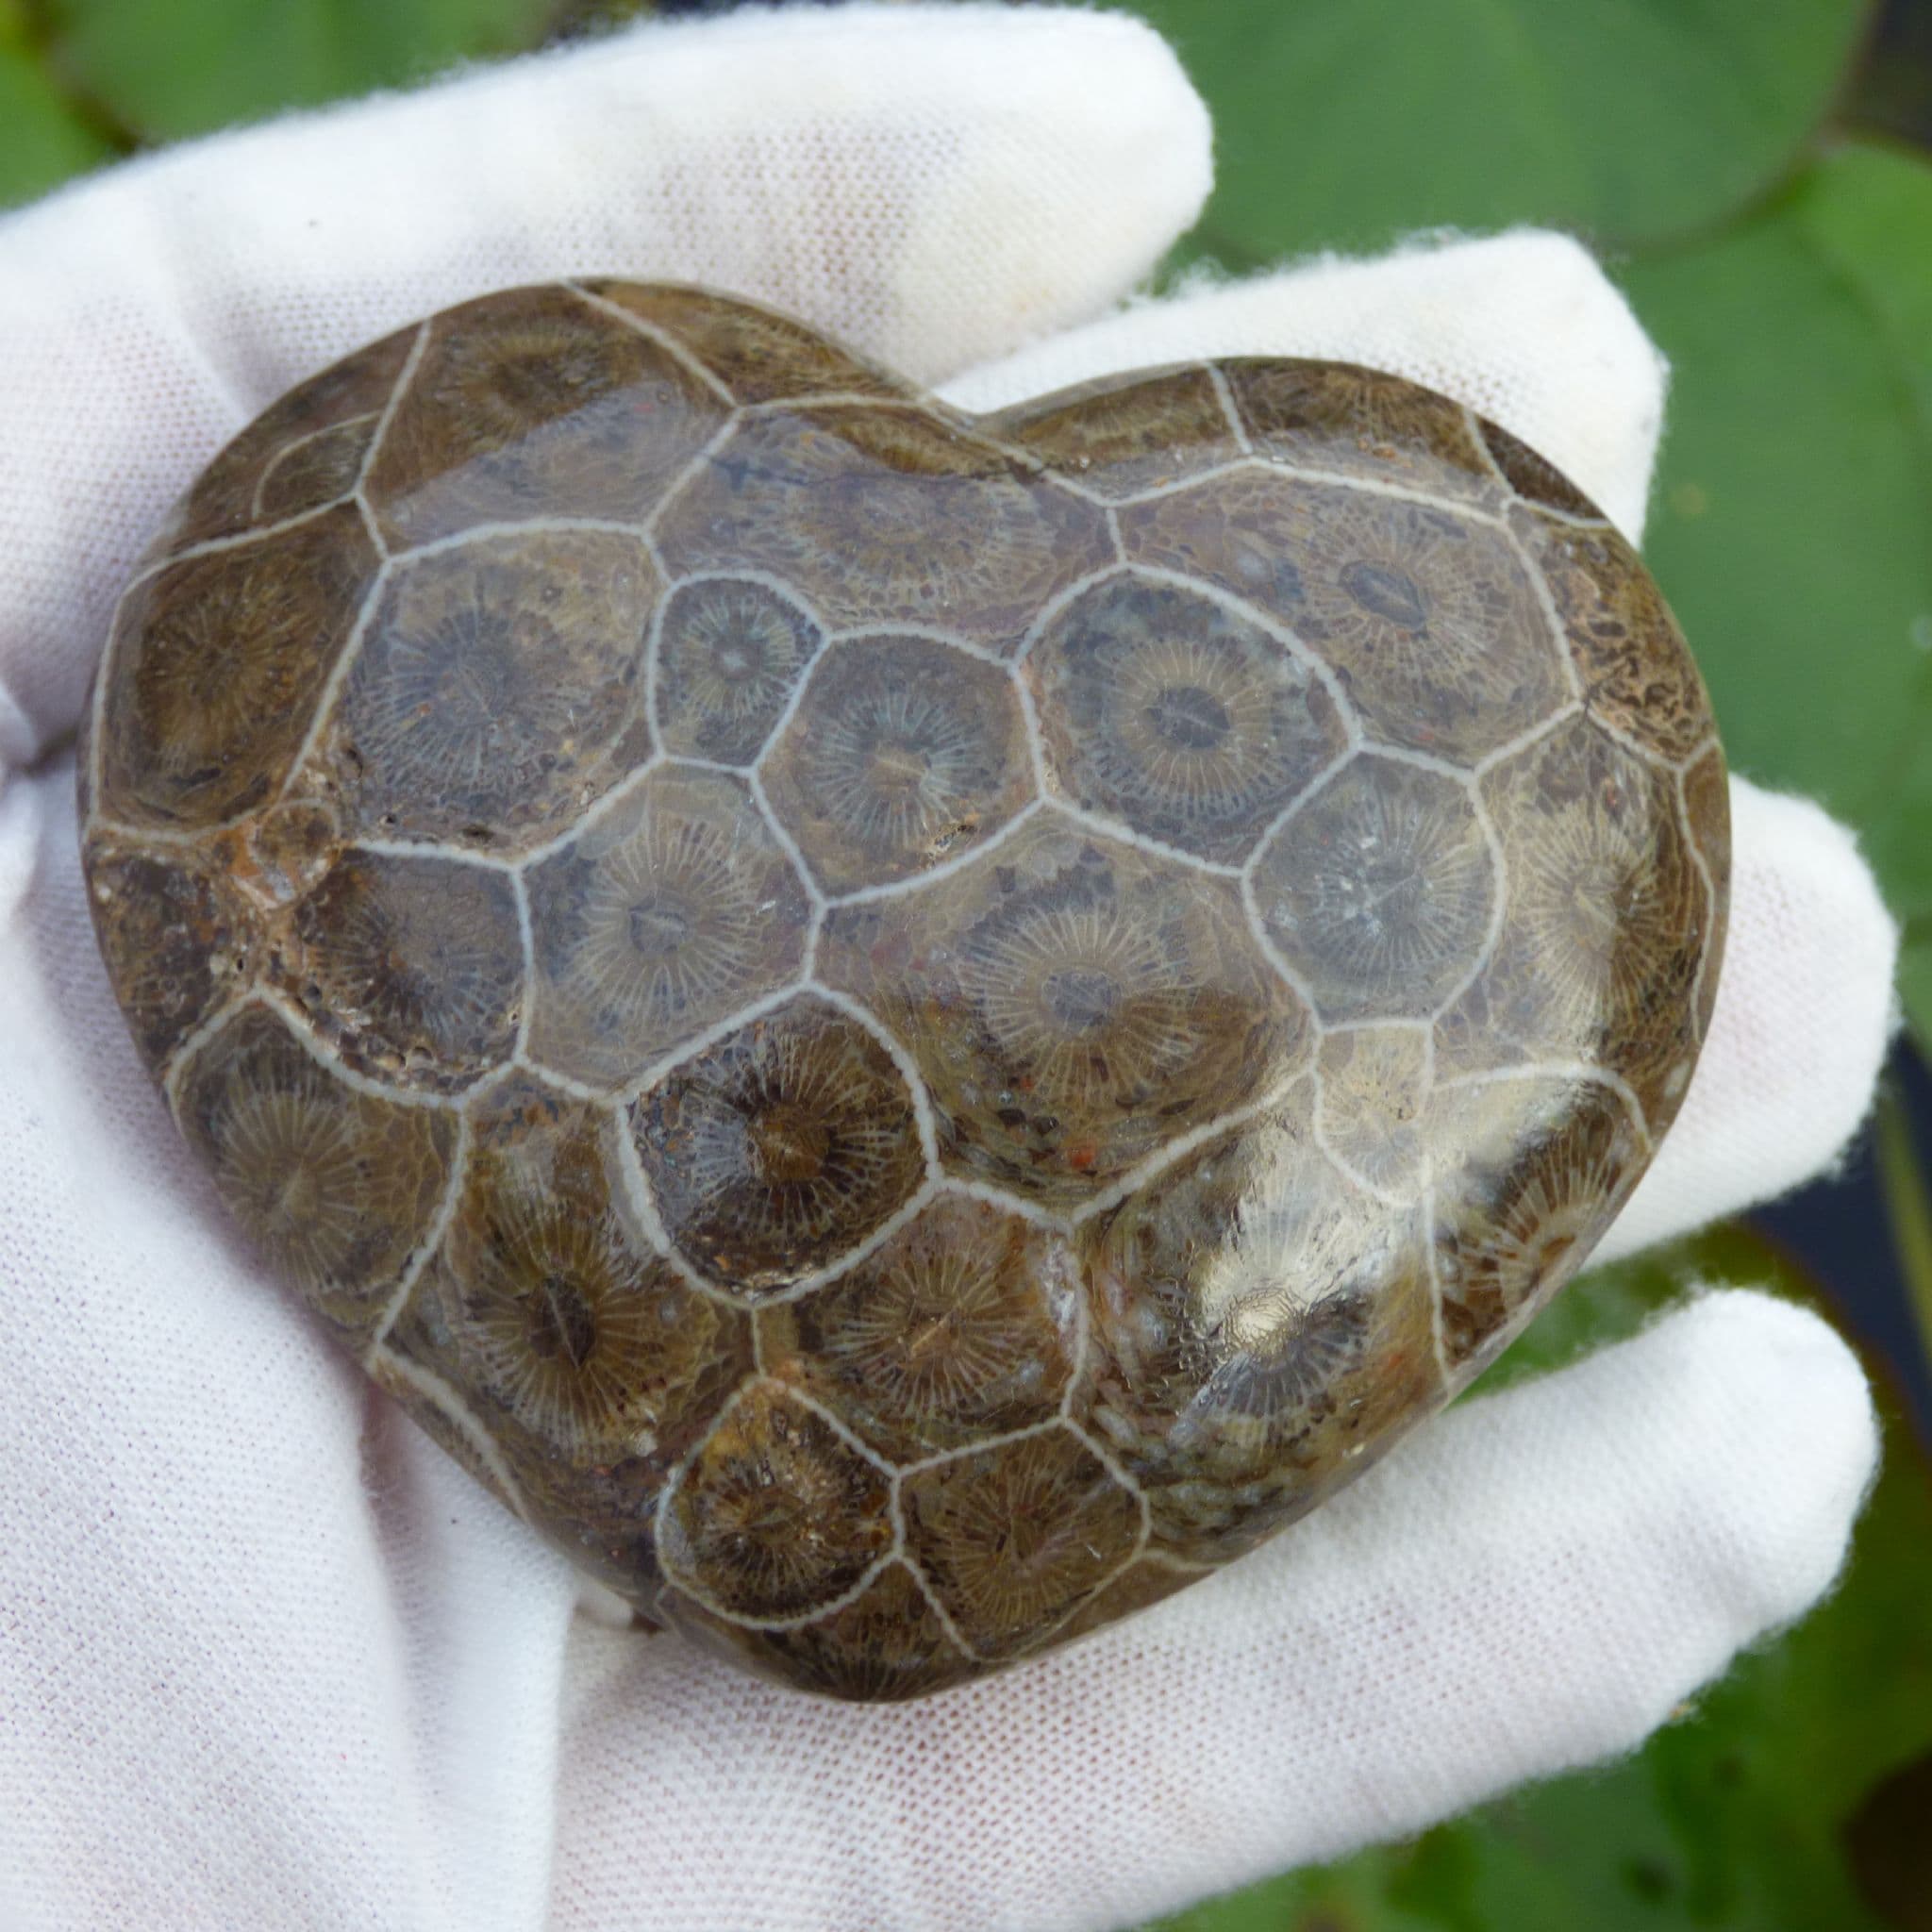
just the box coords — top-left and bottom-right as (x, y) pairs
(0, 8), (1896, 1930)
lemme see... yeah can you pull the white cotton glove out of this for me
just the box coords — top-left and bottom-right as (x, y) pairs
(0, 8), (1897, 1931)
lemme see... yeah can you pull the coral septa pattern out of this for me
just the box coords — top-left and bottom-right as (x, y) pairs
(82, 284), (1725, 1700)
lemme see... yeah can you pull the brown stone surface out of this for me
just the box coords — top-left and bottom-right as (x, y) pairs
(171, 1003), (457, 1348)
(102, 504), (377, 829)
(525, 763), (811, 1090)
(628, 994), (925, 1295)
(82, 283), (1726, 1700)
(1024, 571), (1348, 863)
(761, 1192), (1083, 1464)
(900, 1425), (1143, 1659)
(761, 632), (1036, 893)
(385, 1073), (751, 1593)
(818, 811), (1310, 1210)
(656, 404), (1114, 655)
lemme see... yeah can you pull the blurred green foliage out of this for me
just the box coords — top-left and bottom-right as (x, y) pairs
(0, 0), (571, 190)
(0, 1), (109, 202)
(1, 2), (1928, 1928)
(1127, 0), (1872, 257)
(31, 0), (558, 142)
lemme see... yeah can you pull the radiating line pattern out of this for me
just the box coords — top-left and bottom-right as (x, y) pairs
(79, 281), (1727, 1701)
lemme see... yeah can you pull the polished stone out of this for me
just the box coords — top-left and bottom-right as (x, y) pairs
(79, 282), (1728, 1700)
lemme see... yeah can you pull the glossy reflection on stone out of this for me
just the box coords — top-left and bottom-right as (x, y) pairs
(1436, 716), (1708, 1123)
(1430, 1074), (1644, 1374)
(1315, 1024), (1432, 1202)
(820, 812), (1309, 1209)
(1078, 1082), (1440, 1562)
(85, 283), (1726, 1702)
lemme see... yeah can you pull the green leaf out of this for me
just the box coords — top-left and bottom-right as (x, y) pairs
(1784, 143), (1932, 924)
(1122, 0), (1871, 261)
(1799, 141), (1932, 436)
(1153, 1232), (1932, 1932)
(0, 36), (110, 207)
(1619, 142), (1932, 926)
(39, 0), (558, 143)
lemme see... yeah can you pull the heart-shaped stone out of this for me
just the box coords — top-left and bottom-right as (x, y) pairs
(79, 281), (1726, 1700)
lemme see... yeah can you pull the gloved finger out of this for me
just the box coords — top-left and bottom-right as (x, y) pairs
(544, 1289), (1875, 1932)
(0, 2), (1208, 768)
(940, 229), (1668, 541)
(944, 240), (1900, 1246)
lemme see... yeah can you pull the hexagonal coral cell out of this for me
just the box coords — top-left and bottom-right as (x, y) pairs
(1429, 1073), (1644, 1379)
(1024, 570), (1347, 864)
(171, 1002), (457, 1348)
(579, 280), (915, 408)
(1120, 471), (1571, 764)
(662, 1558), (974, 1701)
(141, 324), (415, 558)
(277, 847), (524, 1094)
(652, 575), (824, 766)
(655, 404), (1113, 654)
(1314, 1024), (1432, 1204)
(387, 1074), (750, 1574)
(900, 1426), (1142, 1659)
(659, 1379), (893, 1622)
(525, 764), (812, 1091)
(365, 283), (730, 546)
(761, 633), (1036, 894)
(763, 1192), (1083, 1465)
(317, 526), (658, 852)
(1222, 358), (1499, 505)
(1434, 715), (1708, 1126)
(1248, 752), (1496, 1024)
(82, 835), (256, 1074)
(100, 504), (379, 830)
(629, 993), (927, 1295)
(1513, 503), (1716, 765)
(984, 364), (1243, 501)
(820, 810), (1309, 1211)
